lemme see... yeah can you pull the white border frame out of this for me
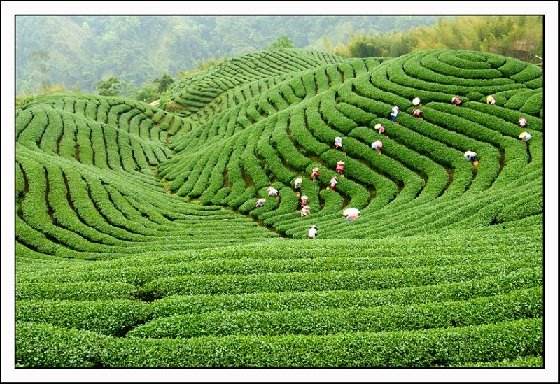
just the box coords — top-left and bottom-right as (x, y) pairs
(2, 1), (558, 382)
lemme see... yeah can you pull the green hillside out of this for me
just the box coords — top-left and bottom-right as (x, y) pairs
(15, 48), (543, 367)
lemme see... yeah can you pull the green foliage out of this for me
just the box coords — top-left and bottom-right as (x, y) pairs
(269, 36), (295, 49)
(453, 355), (543, 367)
(16, 322), (105, 367)
(519, 93), (542, 116)
(148, 267), (540, 317)
(154, 74), (175, 93)
(134, 83), (159, 103)
(338, 16), (543, 64)
(17, 300), (149, 335)
(96, 77), (131, 97)
(140, 256), (536, 297)
(15, 47), (543, 368)
(16, 281), (138, 300)
(17, 318), (542, 367)
(130, 288), (541, 338)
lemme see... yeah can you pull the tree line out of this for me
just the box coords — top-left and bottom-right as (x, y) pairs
(332, 16), (543, 63)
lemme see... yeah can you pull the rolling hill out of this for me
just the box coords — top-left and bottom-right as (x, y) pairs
(15, 48), (543, 367)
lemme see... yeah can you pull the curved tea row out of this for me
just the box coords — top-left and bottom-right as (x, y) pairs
(160, 49), (542, 239)
(15, 48), (543, 367)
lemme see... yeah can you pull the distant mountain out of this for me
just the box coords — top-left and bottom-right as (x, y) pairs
(15, 15), (440, 94)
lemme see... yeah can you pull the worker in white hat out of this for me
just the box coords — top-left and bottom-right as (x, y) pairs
(519, 131), (532, 142)
(372, 140), (383, 155)
(308, 225), (318, 239)
(343, 207), (360, 222)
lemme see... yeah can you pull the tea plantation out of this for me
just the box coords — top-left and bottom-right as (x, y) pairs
(15, 48), (543, 367)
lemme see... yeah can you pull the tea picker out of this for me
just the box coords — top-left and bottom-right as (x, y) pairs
(308, 225), (318, 239)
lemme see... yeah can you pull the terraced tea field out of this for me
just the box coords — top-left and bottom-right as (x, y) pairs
(15, 48), (543, 367)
